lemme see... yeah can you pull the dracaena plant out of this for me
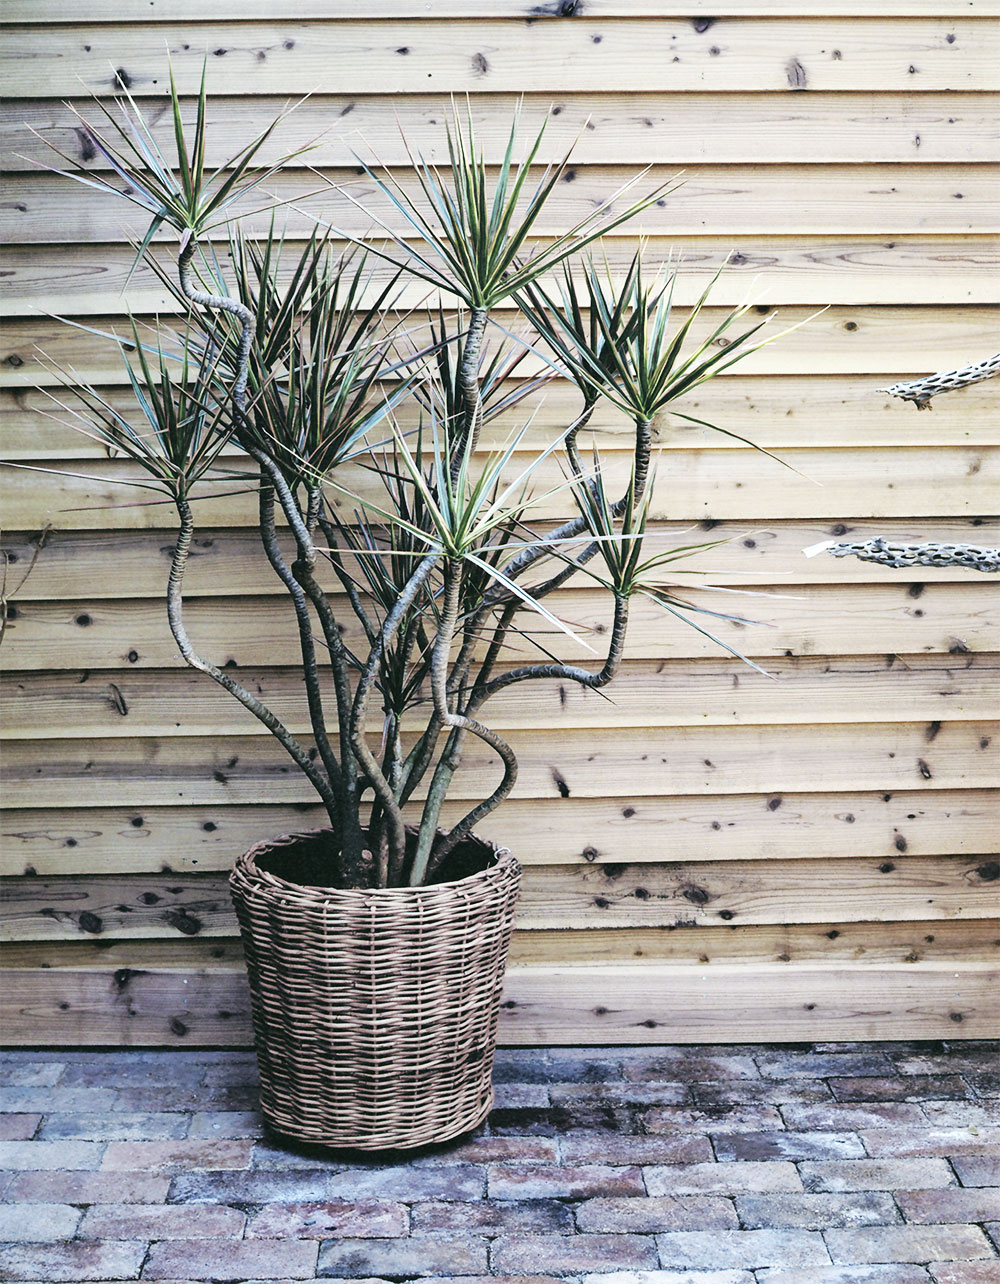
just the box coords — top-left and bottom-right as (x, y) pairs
(33, 73), (796, 889)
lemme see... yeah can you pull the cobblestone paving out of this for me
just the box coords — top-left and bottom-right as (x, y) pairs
(0, 1040), (998, 1282)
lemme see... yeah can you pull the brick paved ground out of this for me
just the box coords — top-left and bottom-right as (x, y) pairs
(1, 1040), (998, 1282)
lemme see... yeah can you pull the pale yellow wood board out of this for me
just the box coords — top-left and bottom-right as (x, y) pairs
(7, 374), (1000, 461)
(6, 308), (997, 393)
(2, 854), (996, 943)
(3, 720), (994, 808)
(7, 237), (998, 316)
(7, 92), (996, 170)
(6, 3), (995, 20)
(4, 583), (996, 671)
(3, 790), (996, 876)
(3, 20), (994, 98)
(3, 655), (995, 740)
(5, 520), (995, 599)
(6, 167), (996, 249)
(499, 961), (1000, 1043)
(3, 444), (996, 529)
(3, 960), (996, 1044)
(5, 917), (997, 968)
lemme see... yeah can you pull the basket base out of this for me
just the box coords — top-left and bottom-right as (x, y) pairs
(259, 1087), (495, 1153)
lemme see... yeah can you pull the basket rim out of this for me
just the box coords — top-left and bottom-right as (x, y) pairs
(234, 825), (517, 900)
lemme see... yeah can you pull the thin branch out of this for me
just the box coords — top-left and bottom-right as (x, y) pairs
(350, 550), (440, 885)
(317, 514), (379, 646)
(168, 497), (340, 818)
(470, 592), (629, 709)
(411, 560), (518, 885)
(257, 473), (346, 823)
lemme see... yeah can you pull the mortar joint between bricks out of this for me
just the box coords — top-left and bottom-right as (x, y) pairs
(945, 1154), (966, 1186)
(137, 1243), (154, 1280)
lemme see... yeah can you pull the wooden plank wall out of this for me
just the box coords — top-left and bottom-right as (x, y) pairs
(1, 1), (998, 1046)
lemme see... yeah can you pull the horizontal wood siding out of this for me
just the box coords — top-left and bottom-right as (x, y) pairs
(1, 1), (997, 1046)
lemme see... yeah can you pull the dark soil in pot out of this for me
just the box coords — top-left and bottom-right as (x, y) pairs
(252, 825), (498, 890)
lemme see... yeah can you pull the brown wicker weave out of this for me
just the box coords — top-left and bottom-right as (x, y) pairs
(230, 829), (521, 1151)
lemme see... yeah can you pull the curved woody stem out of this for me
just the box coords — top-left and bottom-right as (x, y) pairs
(168, 497), (340, 819)
(411, 560), (518, 884)
(350, 551), (440, 886)
(177, 236), (372, 874)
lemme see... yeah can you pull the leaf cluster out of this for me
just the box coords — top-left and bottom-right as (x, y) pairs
(325, 102), (675, 309)
(35, 63), (313, 277)
(38, 323), (231, 500)
(521, 251), (782, 433)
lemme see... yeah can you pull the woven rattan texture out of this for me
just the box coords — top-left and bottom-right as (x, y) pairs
(230, 832), (522, 1151)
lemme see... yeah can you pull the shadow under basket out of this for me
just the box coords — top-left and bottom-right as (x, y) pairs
(229, 829), (522, 1151)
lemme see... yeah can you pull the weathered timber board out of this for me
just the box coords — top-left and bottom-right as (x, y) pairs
(8, 237), (1000, 315)
(5, 520), (995, 600)
(4, 447), (998, 529)
(4, 584), (995, 670)
(7, 93), (996, 170)
(3, 721), (995, 808)
(6, 169), (997, 249)
(3, 20), (993, 98)
(7, 310), (999, 394)
(500, 962), (1000, 1043)
(8, 3), (998, 22)
(3, 791), (997, 876)
(2, 855), (997, 942)
(3, 656), (995, 739)
(5, 916), (997, 967)
(7, 376), (1000, 460)
(3, 962), (996, 1045)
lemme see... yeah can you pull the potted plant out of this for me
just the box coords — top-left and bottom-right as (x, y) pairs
(35, 74), (792, 1149)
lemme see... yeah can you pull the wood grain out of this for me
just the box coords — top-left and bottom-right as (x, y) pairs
(3, 961), (997, 1045)
(4, 20), (993, 98)
(7, 237), (998, 315)
(4, 790), (995, 876)
(5, 520), (995, 599)
(7, 309), (998, 397)
(6, 916), (997, 968)
(6, 167), (997, 249)
(1, 3), (996, 1047)
(7, 93), (996, 170)
(3, 854), (997, 943)
(4, 447), (998, 528)
(4, 582), (995, 670)
(3, 655), (995, 739)
(7, 3), (996, 21)
(8, 376), (1000, 462)
(3, 721), (995, 808)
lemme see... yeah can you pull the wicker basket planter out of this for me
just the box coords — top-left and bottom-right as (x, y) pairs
(230, 828), (521, 1151)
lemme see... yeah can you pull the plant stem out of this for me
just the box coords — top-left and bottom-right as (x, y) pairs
(453, 308), (488, 475)
(178, 235), (368, 876)
(472, 592), (629, 708)
(317, 515), (378, 647)
(351, 551), (440, 885)
(178, 240), (254, 415)
(168, 497), (340, 820)
(263, 466), (367, 879)
(411, 560), (518, 884)
(257, 474), (345, 824)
